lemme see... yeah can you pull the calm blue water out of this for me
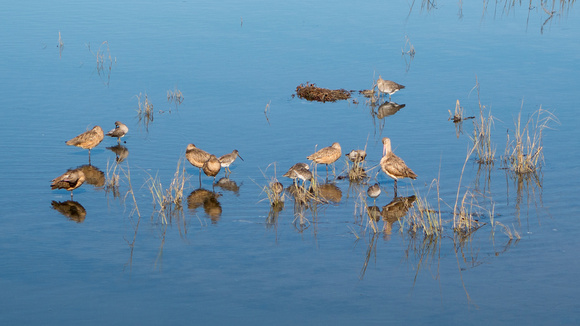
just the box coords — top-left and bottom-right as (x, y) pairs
(1, 1), (579, 324)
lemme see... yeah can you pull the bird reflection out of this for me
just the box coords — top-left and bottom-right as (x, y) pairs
(317, 183), (342, 203)
(106, 144), (129, 163)
(187, 188), (222, 223)
(266, 201), (284, 226)
(377, 101), (406, 119)
(51, 200), (87, 223)
(215, 177), (242, 196)
(381, 195), (416, 234)
(367, 205), (382, 222)
(77, 164), (105, 187)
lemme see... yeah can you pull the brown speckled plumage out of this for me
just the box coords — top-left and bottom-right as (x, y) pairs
(51, 168), (86, 199)
(380, 137), (416, 195)
(66, 126), (104, 153)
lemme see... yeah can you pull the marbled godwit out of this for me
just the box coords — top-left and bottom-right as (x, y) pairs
(377, 76), (405, 101)
(106, 121), (129, 144)
(202, 154), (221, 183)
(186, 143), (211, 181)
(283, 163), (310, 186)
(307, 142), (342, 175)
(219, 150), (244, 176)
(51, 168), (86, 199)
(345, 149), (367, 164)
(367, 183), (381, 204)
(380, 137), (417, 196)
(65, 126), (104, 162)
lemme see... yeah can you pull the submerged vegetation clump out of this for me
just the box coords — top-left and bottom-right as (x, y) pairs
(295, 82), (352, 102)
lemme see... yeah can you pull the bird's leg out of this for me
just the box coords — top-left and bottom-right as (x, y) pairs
(394, 180), (398, 198)
(70, 191), (74, 200)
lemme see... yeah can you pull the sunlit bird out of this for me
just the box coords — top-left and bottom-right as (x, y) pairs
(202, 154), (222, 183)
(307, 142), (342, 176)
(367, 183), (381, 204)
(219, 150), (244, 176)
(51, 168), (86, 199)
(345, 149), (367, 164)
(106, 121), (129, 144)
(65, 126), (104, 162)
(186, 144), (211, 182)
(380, 137), (417, 196)
(283, 163), (312, 187)
(377, 76), (405, 101)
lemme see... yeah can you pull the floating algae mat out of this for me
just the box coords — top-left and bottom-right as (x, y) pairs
(295, 82), (352, 102)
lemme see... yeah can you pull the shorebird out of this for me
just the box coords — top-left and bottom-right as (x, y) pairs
(219, 150), (244, 176)
(377, 76), (405, 101)
(270, 181), (284, 204)
(380, 137), (417, 196)
(202, 154), (222, 183)
(283, 163), (312, 187)
(270, 181), (284, 196)
(65, 126), (104, 162)
(186, 144), (211, 182)
(367, 183), (381, 204)
(105, 121), (129, 144)
(51, 168), (86, 199)
(345, 149), (367, 164)
(307, 142), (342, 176)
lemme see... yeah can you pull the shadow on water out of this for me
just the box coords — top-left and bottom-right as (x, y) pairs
(51, 200), (87, 223)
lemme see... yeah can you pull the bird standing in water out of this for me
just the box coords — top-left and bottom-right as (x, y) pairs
(376, 76), (405, 101)
(219, 150), (244, 176)
(307, 142), (342, 177)
(65, 126), (104, 164)
(51, 169), (86, 199)
(380, 137), (417, 196)
(106, 121), (129, 144)
(203, 154), (222, 184)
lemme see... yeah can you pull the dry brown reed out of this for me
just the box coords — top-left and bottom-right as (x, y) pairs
(469, 79), (496, 164)
(135, 92), (154, 130)
(167, 87), (184, 112)
(502, 106), (558, 175)
(145, 158), (188, 224)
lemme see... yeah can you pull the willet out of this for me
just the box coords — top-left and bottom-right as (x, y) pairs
(106, 121), (129, 144)
(65, 126), (104, 163)
(307, 142), (342, 176)
(51, 168), (86, 199)
(202, 154), (222, 183)
(186, 144), (211, 182)
(219, 150), (244, 176)
(345, 149), (367, 164)
(377, 76), (405, 101)
(380, 137), (417, 196)
(367, 183), (381, 204)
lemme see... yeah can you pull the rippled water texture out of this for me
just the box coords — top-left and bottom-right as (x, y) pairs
(1, 1), (579, 324)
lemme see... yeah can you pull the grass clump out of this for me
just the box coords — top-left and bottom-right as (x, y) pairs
(167, 87), (184, 112)
(469, 79), (496, 164)
(136, 92), (154, 130)
(503, 106), (558, 175)
(146, 158), (188, 224)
